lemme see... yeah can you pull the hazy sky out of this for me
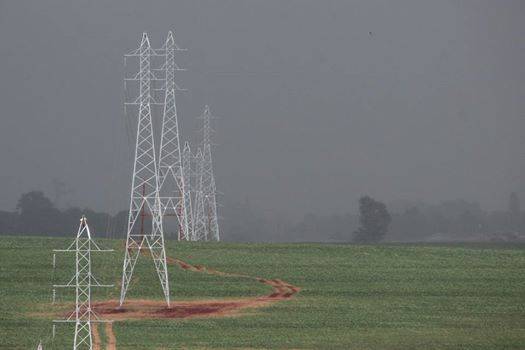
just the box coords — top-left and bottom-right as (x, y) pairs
(0, 0), (523, 218)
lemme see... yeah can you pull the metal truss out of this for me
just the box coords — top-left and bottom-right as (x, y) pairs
(202, 143), (220, 241)
(157, 32), (190, 241)
(120, 33), (170, 306)
(195, 106), (220, 241)
(53, 216), (113, 350)
(124, 34), (165, 108)
(182, 141), (194, 240)
(192, 148), (208, 241)
(153, 31), (186, 93)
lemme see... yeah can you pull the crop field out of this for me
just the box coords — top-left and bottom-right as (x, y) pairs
(1, 236), (525, 349)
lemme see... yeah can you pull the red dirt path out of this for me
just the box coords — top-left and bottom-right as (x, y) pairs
(92, 323), (101, 350)
(105, 322), (116, 350)
(90, 257), (300, 320)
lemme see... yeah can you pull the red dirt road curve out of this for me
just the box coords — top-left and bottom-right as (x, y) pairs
(92, 257), (300, 321)
(50, 256), (300, 349)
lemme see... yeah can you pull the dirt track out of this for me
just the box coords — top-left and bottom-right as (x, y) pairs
(168, 257), (301, 300)
(105, 322), (116, 350)
(92, 323), (101, 350)
(91, 322), (116, 350)
(47, 256), (300, 349)
(91, 257), (300, 320)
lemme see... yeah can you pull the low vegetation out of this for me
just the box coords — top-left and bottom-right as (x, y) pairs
(1, 236), (524, 349)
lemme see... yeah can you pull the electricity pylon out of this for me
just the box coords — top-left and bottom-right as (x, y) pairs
(182, 141), (194, 240)
(157, 31), (190, 241)
(53, 216), (113, 350)
(200, 105), (213, 149)
(121, 33), (170, 306)
(202, 143), (220, 241)
(197, 106), (220, 241)
(192, 148), (207, 240)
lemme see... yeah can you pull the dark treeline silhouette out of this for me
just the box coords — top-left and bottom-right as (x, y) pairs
(386, 195), (525, 242)
(354, 196), (392, 243)
(0, 190), (524, 243)
(0, 191), (127, 238)
(220, 194), (525, 243)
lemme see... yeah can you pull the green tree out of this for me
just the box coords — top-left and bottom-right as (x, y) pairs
(354, 196), (391, 243)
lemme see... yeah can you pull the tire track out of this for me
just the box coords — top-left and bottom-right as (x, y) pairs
(92, 323), (101, 350)
(105, 322), (116, 350)
(166, 257), (301, 300)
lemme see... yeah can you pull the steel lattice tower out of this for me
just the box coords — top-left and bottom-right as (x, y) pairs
(53, 216), (113, 350)
(201, 106), (213, 148)
(121, 33), (170, 306)
(202, 143), (220, 241)
(198, 106), (220, 241)
(157, 31), (190, 241)
(192, 147), (208, 240)
(182, 141), (194, 240)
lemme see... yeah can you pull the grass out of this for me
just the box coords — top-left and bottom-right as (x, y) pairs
(0, 236), (524, 349)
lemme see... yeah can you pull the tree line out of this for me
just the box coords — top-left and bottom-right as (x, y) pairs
(0, 191), (127, 238)
(222, 194), (524, 242)
(0, 190), (523, 242)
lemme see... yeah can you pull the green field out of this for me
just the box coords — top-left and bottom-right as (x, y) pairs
(1, 236), (525, 349)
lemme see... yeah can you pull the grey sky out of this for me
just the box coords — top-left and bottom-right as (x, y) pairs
(0, 0), (523, 218)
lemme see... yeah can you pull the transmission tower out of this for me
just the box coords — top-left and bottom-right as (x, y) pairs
(121, 33), (170, 306)
(198, 106), (220, 241)
(182, 141), (194, 240)
(192, 147), (208, 241)
(53, 216), (113, 350)
(157, 31), (190, 241)
(202, 143), (220, 241)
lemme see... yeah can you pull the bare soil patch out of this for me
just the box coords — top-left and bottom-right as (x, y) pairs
(42, 256), (299, 324)
(89, 257), (300, 321)
(34, 255), (300, 349)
